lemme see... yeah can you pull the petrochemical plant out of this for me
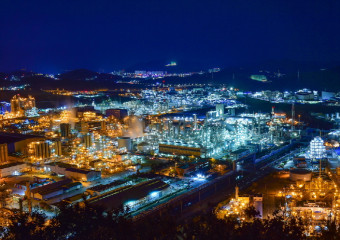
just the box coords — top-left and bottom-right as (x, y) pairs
(0, 85), (339, 237)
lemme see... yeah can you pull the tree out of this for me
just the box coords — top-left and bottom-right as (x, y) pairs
(244, 205), (261, 220)
(0, 189), (10, 208)
(1, 204), (339, 239)
(1, 211), (48, 240)
(320, 220), (340, 240)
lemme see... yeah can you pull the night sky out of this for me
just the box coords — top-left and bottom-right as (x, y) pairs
(1, 0), (340, 73)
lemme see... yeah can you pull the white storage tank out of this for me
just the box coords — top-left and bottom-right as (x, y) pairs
(289, 169), (312, 182)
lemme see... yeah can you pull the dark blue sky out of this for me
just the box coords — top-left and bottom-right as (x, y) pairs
(1, 0), (340, 73)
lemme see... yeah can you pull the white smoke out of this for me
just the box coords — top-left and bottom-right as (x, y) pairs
(123, 115), (144, 139)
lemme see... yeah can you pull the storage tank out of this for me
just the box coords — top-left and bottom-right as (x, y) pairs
(289, 169), (312, 181)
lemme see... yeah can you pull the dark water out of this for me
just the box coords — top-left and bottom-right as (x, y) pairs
(162, 107), (215, 119)
(75, 94), (133, 105)
(36, 93), (132, 108)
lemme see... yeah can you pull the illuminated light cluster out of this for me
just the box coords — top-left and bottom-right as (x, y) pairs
(308, 137), (326, 159)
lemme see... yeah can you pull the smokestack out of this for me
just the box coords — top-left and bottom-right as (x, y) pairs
(193, 114), (197, 130)
(291, 103), (295, 131)
(235, 185), (239, 200)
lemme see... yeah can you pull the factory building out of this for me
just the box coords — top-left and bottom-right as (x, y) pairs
(29, 141), (51, 160)
(30, 178), (82, 200)
(321, 91), (335, 101)
(63, 182), (83, 193)
(75, 121), (89, 134)
(89, 159), (105, 169)
(60, 123), (71, 138)
(0, 143), (8, 163)
(175, 164), (195, 177)
(293, 157), (308, 168)
(45, 162), (76, 176)
(73, 106), (96, 118)
(216, 104), (225, 117)
(230, 149), (252, 161)
(227, 108), (236, 116)
(0, 132), (44, 153)
(137, 142), (151, 153)
(31, 185), (64, 201)
(218, 187), (263, 219)
(206, 110), (217, 120)
(88, 179), (169, 211)
(158, 143), (204, 157)
(47, 161), (102, 181)
(86, 179), (127, 196)
(0, 102), (11, 114)
(83, 133), (92, 148)
(253, 195), (263, 218)
(28, 140), (62, 162)
(10, 94), (36, 116)
(118, 137), (132, 152)
(65, 168), (101, 182)
(105, 108), (128, 119)
(0, 162), (27, 178)
(52, 140), (62, 156)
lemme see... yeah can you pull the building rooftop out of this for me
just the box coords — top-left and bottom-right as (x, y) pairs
(290, 169), (312, 174)
(63, 182), (82, 189)
(0, 132), (44, 144)
(63, 193), (85, 203)
(88, 180), (126, 192)
(177, 164), (193, 170)
(31, 178), (72, 195)
(231, 148), (250, 154)
(46, 162), (76, 169)
(65, 168), (97, 174)
(89, 179), (169, 210)
(0, 162), (25, 169)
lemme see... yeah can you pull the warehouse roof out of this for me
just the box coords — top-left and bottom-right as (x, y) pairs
(231, 148), (250, 154)
(0, 132), (44, 144)
(63, 182), (82, 189)
(0, 162), (26, 169)
(89, 179), (169, 210)
(87, 179), (126, 192)
(31, 178), (72, 195)
(65, 168), (94, 174)
(46, 162), (76, 169)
